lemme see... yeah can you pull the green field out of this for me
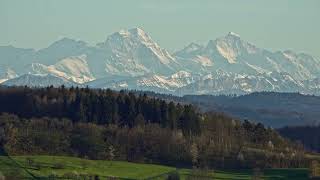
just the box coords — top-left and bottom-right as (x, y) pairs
(0, 155), (309, 179)
(178, 168), (309, 180)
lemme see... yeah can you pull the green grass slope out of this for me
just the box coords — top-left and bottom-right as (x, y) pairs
(178, 168), (308, 180)
(0, 155), (174, 179)
(0, 155), (309, 179)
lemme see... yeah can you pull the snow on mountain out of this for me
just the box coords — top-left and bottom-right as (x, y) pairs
(174, 43), (204, 58)
(96, 27), (181, 76)
(303, 78), (320, 95)
(1, 28), (319, 96)
(2, 74), (79, 87)
(168, 71), (200, 86)
(0, 38), (90, 78)
(137, 74), (181, 91)
(24, 55), (94, 84)
(0, 46), (36, 73)
(36, 38), (89, 65)
(175, 32), (320, 81)
(87, 71), (200, 93)
(175, 70), (307, 96)
(215, 34), (240, 64)
(0, 66), (18, 83)
(87, 74), (176, 93)
(170, 71), (192, 79)
(52, 55), (94, 83)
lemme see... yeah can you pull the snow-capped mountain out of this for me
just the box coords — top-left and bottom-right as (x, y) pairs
(24, 55), (95, 84)
(95, 27), (180, 76)
(0, 28), (319, 96)
(175, 70), (307, 95)
(36, 38), (90, 65)
(175, 32), (320, 81)
(304, 78), (320, 95)
(86, 70), (198, 93)
(2, 74), (79, 87)
(0, 66), (18, 83)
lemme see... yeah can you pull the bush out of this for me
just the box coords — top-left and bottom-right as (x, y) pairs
(25, 158), (41, 170)
(26, 158), (34, 166)
(94, 175), (100, 180)
(310, 160), (320, 178)
(0, 171), (5, 180)
(252, 167), (264, 180)
(167, 171), (180, 180)
(48, 172), (58, 180)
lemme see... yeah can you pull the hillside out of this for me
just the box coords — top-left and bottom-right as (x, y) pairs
(0, 86), (308, 170)
(130, 91), (320, 128)
(278, 126), (320, 152)
(0, 155), (309, 179)
(182, 92), (320, 128)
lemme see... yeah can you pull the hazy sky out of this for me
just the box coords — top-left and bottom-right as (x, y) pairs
(1, 0), (319, 57)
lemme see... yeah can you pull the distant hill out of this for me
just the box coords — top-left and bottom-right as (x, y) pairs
(182, 92), (320, 128)
(278, 125), (320, 152)
(0, 86), (307, 169)
(136, 91), (320, 128)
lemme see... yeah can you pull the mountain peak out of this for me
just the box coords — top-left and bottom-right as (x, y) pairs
(129, 27), (146, 35)
(226, 32), (241, 38)
(49, 37), (87, 49)
(54, 37), (82, 44)
(129, 27), (153, 43)
(171, 70), (192, 79)
(187, 42), (202, 49)
(111, 27), (152, 44)
(182, 42), (203, 52)
(174, 42), (203, 58)
(116, 27), (148, 37)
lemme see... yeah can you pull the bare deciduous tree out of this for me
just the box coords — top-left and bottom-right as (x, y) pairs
(190, 142), (198, 169)
(108, 145), (115, 166)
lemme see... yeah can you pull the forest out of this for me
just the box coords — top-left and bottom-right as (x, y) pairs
(0, 86), (311, 169)
(278, 126), (320, 153)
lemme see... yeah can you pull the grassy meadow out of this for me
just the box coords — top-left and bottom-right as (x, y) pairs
(0, 155), (309, 179)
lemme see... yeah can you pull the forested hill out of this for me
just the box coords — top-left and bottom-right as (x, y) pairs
(182, 92), (320, 128)
(0, 86), (311, 169)
(0, 86), (201, 135)
(278, 125), (320, 152)
(126, 91), (320, 128)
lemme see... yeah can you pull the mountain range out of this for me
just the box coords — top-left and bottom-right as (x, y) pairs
(1, 28), (319, 95)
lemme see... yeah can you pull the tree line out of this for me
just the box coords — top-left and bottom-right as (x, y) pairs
(0, 86), (311, 169)
(0, 86), (200, 136)
(278, 125), (320, 152)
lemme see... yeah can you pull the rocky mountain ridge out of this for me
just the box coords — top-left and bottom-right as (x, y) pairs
(1, 28), (319, 95)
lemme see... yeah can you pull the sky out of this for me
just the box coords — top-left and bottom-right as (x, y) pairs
(0, 0), (319, 57)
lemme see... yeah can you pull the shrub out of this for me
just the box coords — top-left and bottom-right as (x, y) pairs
(167, 171), (180, 180)
(48, 172), (58, 180)
(25, 158), (41, 170)
(0, 171), (5, 180)
(310, 160), (320, 178)
(26, 158), (34, 166)
(252, 167), (264, 180)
